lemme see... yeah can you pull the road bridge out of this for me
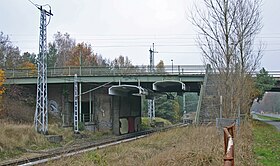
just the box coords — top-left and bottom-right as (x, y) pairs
(4, 65), (207, 135)
(4, 65), (280, 134)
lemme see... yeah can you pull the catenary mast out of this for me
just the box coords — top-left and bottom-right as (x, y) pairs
(33, 4), (53, 134)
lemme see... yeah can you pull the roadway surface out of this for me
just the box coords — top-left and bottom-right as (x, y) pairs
(252, 113), (280, 131)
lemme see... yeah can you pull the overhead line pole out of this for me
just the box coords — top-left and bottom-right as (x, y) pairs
(34, 4), (53, 134)
(148, 43), (158, 124)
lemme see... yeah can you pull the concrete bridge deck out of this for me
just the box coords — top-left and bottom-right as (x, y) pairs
(4, 65), (206, 84)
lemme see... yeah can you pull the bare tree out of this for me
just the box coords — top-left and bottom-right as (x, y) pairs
(50, 32), (76, 68)
(190, 0), (263, 119)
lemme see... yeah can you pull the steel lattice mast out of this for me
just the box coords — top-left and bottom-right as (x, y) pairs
(73, 74), (79, 133)
(34, 6), (53, 134)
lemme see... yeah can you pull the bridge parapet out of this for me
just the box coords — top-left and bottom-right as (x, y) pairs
(4, 65), (206, 78)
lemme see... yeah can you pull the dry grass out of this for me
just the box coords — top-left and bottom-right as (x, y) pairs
(0, 120), (258, 165)
(46, 126), (223, 166)
(0, 121), (52, 160)
(0, 121), (78, 161)
(46, 122), (259, 166)
(0, 121), (46, 150)
(235, 121), (260, 166)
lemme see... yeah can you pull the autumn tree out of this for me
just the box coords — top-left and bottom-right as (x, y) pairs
(19, 52), (37, 75)
(190, 0), (263, 119)
(67, 42), (97, 66)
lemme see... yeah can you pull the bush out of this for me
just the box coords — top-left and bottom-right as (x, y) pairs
(140, 117), (172, 130)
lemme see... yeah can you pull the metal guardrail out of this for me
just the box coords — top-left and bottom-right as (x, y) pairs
(223, 123), (235, 166)
(5, 66), (280, 79)
(4, 65), (206, 78)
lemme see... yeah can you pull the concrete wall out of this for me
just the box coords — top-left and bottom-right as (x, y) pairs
(20, 83), (142, 134)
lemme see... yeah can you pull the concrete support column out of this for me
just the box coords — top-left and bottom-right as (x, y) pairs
(89, 91), (92, 122)
(112, 96), (120, 135)
(183, 92), (186, 113)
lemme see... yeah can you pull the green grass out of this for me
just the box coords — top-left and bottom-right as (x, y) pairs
(255, 114), (280, 122)
(253, 120), (280, 166)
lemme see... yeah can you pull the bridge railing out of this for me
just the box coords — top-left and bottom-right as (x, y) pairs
(4, 65), (206, 78)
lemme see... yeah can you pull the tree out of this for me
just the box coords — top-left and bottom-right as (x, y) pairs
(0, 69), (5, 114)
(49, 32), (76, 67)
(0, 32), (10, 68)
(190, 0), (263, 118)
(47, 43), (58, 68)
(255, 68), (276, 101)
(155, 94), (181, 123)
(22, 52), (36, 64)
(0, 32), (22, 69)
(110, 55), (134, 74)
(67, 42), (97, 66)
(156, 60), (165, 73)
(96, 54), (109, 67)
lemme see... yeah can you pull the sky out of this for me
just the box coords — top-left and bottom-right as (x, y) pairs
(0, 0), (280, 70)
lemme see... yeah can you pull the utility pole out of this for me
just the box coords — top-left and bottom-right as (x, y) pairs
(149, 43), (158, 72)
(148, 43), (158, 124)
(33, 3), (53, 134)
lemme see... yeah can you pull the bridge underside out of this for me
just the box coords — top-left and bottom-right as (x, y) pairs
(109, 85), (148, 96)
(153, 80), (185, 92)
(5, 72), (204, 135)
(109, 85), (145, 135)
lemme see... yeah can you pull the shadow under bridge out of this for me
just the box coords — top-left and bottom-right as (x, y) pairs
(108, 80), (192, 135)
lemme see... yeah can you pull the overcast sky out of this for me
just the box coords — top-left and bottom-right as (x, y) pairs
(0, 0), (280, 70)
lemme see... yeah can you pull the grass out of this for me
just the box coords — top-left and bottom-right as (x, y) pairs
(2, 117), (275, 165)
(0, 121), (53, 160)
(0, 120), (115, 162)
(46, 122), (259, 166)
(255, 114), (280, 122)
(253, 120), (280, 166)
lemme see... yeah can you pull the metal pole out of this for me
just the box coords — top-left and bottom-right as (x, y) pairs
(171, 59), (173, 73)
(73, 74), (79, 133)
(152, 99), (155, 120)
(79, 82), (82, 122)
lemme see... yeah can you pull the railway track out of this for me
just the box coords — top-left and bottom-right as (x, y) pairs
(0, 123), (188, 166)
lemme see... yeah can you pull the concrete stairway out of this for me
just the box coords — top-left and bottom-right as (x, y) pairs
(198, 74), (220, 123)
